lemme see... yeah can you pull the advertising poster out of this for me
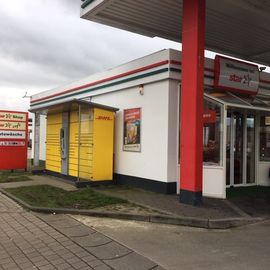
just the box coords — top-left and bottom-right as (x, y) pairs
(123, 108), (141, 152)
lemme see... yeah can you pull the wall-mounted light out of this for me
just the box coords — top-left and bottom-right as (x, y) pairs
(139, 84), (144, 95)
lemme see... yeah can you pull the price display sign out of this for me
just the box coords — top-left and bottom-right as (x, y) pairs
(0, 110), (28, 170)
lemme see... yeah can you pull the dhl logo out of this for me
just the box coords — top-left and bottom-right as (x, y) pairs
(95, 115), (112, 121)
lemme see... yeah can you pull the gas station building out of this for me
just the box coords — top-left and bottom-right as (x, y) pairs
(30, 0), (270, 204)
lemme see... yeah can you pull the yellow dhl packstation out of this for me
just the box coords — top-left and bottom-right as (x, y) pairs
(32, 99), (118, 184)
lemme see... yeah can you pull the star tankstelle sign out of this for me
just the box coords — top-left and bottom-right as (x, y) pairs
(214, 55), (260, 95)
(0, 110), (28, 170)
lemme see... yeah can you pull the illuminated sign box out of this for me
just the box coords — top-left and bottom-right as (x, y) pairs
(0, 110), (28, 170)
(214, 55), (259, 95)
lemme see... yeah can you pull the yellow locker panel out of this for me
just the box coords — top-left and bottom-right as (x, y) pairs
(45, 102), (116, 182)
(92, 108), (114, 181)
(68, 110), (78, 177)
(79, 107), (94, 180)
(69, 108), (94, 180)
(46, 113), (62, 173)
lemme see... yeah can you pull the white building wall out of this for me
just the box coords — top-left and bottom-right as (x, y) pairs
(39, 115), (47, 161)
(203, 167), (226, 198)
(257, 163), (270, 186)
(167, 79), (180, 184)
(31, 114), (47, 165)
(91, 80), (169, 182)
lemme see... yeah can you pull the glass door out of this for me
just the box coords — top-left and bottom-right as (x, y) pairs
(246, 113), (255, 183)
(226, 109), (256, 186)
(233, 111), (244, 185)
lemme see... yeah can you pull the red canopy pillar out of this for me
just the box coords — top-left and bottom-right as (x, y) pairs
(180, 0), (205, 205)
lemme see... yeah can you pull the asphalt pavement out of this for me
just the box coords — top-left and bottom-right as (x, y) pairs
(75, 216), (270, 270)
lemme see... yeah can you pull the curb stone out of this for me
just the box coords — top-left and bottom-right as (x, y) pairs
(208, 217), (266, 229)
(0, 188), (266, 229)
(149, 215), (209, 228)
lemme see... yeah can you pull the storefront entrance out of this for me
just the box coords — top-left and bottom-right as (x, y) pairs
(226, 109), (256, 186)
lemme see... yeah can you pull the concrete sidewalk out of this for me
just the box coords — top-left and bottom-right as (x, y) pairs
(92, 185), (270, 219)
(0, 175), (77, 191)
(0, 192), (164, 270)
(1, 174), (269, 229)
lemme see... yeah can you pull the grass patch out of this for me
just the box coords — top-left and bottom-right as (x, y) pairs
(5, 185), (129, 209)
(0, 171), (32, 183)
(226, 186), (270, 198)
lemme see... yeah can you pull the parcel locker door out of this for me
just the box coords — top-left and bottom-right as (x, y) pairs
(61, 112), (69, 175)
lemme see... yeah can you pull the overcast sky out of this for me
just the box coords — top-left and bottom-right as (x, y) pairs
(0, 0), (186, 113)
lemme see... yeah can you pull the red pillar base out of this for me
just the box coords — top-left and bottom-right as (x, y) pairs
(179, 189), (203, 205)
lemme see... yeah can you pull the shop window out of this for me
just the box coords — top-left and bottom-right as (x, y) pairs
(259, 115), (270, 161)
(203, 100), (222, 165)
(178, 98), (223, 166)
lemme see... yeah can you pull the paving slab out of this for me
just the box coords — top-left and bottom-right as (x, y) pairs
(70, 233), (112, 247)
(86, 241), (132, 260)
(37, 214), (97, 235)
(0, 192), (162, 270)
(104, 252), (158, 270)
(45, 219), (84, 229)
(59, 225), (94, 237)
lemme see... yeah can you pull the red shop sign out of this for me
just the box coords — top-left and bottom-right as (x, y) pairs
(203, 110), (216, 124)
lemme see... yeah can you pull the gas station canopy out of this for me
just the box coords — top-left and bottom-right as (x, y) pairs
(81, 0), (270, 67)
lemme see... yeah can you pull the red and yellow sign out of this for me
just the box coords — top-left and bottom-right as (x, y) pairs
(0, 110), (28, 170)
(0, 111), (27, 121)
(0, 121), (26, 130)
